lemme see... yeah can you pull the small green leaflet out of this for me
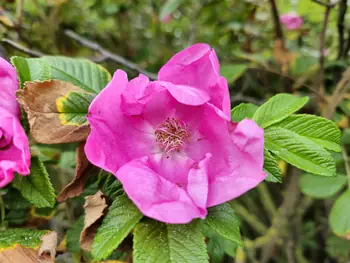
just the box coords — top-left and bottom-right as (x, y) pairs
(264, 150), (282, 183)
(329, 190), (350, 239)
(91, 194), (142, 260)
(133, 220), (209, 263)
(67, 216), (85, 254)
(231, 103), (258, 122)
(300, 173), (347, 199)
(221, 64), (248, 84)
(11, 56), (111, 93)
(0, 228), (48, 249)
(264, 127), (336, 176)
(252, 93), (309, 128)
(12, 157), (56, 208)
(274, 114), (341, 152)
(204, 203), (242, 245)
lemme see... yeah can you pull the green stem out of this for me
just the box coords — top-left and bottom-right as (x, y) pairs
(231, 201), (268, 235)
(257, 183), (277, 219)
(341, 146), (350, 188)
(0, 193), (5, 224)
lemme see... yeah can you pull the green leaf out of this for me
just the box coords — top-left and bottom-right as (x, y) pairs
(56, 91), (95, 126)
(264, 127), (336, 176)
(252, 94), (309, 128)
(205, 203), (242, 245)
(300, 173), (347, 199)
(160, 0), (184, 21)
(11, 56), (111, 93)
(264, 150), (282, 183)
(0, 228), (48, 248)
(12, 156), (56, 208)
(67, 216), (85, 254)
(11, 56), (51, 88)
(330, 190), (350, 238)
(42, 56), (111, 93)
(91, 194), (142, 260)
(134, 220), (209, 263)
(274, 114), (341, 152)
(221, 64), (248, 83)
(230, 103), (258, 122)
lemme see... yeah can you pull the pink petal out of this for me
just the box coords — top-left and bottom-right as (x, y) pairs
(85, 70), (156, 174)
(158, 44), (230, 116)
(187, 153), (211, 211)
(120, 74), (151, 115)
(0, 58), (20, 118)
(0, 107), (30, 188)
(157, 81), (210, 106)
(116, 156), (205, 224)
(207, 119), (266, 206)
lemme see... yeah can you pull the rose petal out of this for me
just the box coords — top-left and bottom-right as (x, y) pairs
(116, 157), (205, 224)
(0, 58), (20, 118)
(207, 119), (266, 206)
(187, 153), (211, 211)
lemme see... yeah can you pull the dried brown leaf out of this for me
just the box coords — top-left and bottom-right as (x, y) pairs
(80, 190), (107, 251)
(17, 80), (91, 144)
(37, 231), (58, 263)
(0, 245), (38, 263)
(57, 143), (99, 202)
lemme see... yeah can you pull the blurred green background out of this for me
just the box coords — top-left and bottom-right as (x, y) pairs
(1, 0), (350, 262)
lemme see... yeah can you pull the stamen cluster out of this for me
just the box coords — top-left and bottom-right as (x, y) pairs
(155, 117), (189, 152)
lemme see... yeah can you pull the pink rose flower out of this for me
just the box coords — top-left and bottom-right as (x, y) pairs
(161, 14), (172, 23)
(280, 12), (303, 30)
(85, 44), (266, 223)
(0, 58), (30, 188)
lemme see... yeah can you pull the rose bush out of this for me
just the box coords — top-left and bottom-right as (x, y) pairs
(85, 44), (266, 223)
(0, 58), (30, 188)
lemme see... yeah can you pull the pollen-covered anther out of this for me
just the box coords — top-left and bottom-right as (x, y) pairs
(155, 117), (189, 152)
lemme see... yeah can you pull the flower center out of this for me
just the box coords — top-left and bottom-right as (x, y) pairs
(155, 117), (189, 152)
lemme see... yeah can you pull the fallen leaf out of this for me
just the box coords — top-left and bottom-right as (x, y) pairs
(0, 245), (37, 262)
(57, 143), (99, 202)
(0, 230), (58, 263)
(38, 232), (58, 263)
(80, 190), (107, 251)
(17, 80), (92, 144)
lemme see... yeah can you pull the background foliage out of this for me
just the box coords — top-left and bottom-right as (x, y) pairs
(1, 0), (350, 262)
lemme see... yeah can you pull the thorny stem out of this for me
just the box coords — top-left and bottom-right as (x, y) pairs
(341, 146), (350, 188)
(0, 193), (5, 225)
(231, 201), (268, 235)
(257, 183), (277, 219)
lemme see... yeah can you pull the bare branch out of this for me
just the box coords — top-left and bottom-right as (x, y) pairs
(269, 0), (284, 43)
(337, 0), (348, 59)
(323, 66), (350, 119)
(311, 0), (341, 7)
(2, 38), (45, 57)
(64, 30), (158, 80)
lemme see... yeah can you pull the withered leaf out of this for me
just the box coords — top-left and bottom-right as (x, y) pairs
(17, 80), (92, 144)
(80, 190), (107, 251)
(57, 142), (99, 202)
(0, 231), (58, 263)
(0, 245), (37, 263)
(38, 231), (58, 263)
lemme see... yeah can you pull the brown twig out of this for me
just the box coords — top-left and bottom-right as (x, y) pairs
(337, 0), (348, 59)
(2, 38), (45, 57)
(269, 0), (284, 43)
(311, 0), (342, 7)
(323, 66), (350, 119)
(260, 168), (301, 263)
(64, 30), (157, 80)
